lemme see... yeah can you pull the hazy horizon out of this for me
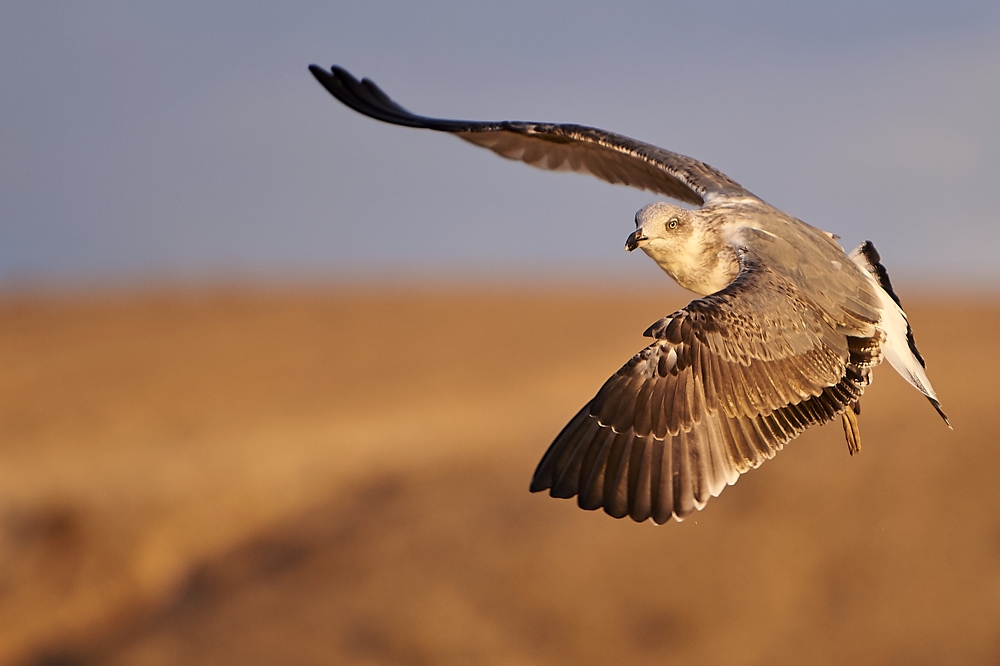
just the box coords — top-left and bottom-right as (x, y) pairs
(3, 1), (999, 290)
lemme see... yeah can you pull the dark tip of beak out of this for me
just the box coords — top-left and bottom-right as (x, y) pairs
(625, 229), (646, 252)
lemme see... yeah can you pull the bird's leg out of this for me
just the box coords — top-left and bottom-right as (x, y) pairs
(842, 402), (862, 456)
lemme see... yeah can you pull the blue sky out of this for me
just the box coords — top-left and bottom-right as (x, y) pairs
(2, 1), (999, 287)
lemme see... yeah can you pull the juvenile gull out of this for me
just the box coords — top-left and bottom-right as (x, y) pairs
(309, 64), (950, 524)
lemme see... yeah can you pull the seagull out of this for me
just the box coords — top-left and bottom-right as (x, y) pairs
(309, 64), (950, 524)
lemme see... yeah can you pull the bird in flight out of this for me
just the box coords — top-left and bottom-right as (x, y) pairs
(309, 64), (950, 524)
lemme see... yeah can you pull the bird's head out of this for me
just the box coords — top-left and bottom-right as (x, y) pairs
(626, 202), (695, 256)
(626, 202), (736, 295)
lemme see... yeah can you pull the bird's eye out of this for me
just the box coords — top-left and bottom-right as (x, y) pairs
(667, 218), (678, 229)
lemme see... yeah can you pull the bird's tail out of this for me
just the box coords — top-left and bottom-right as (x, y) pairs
(849, 241), (950, 427)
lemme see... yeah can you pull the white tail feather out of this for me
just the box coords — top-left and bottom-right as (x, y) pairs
(873, 282), (938, 401)
(848, 243), (948, 425)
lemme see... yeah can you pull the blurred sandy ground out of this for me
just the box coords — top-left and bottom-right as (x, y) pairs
(1, 284), (998, 665)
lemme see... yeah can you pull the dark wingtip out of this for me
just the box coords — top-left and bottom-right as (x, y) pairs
(307, 63), (335, 85)
(528, 475), (549, 494)
(311, 64), (516, 135)
(307, 63), (446, 129)
(308, 64), (356, 98)
(308, 63), (348, 101)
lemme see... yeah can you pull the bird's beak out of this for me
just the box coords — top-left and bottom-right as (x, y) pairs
(625, 229), (647, 252)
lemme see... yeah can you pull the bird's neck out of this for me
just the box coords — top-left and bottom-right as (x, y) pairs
(645, 228), (740, 295)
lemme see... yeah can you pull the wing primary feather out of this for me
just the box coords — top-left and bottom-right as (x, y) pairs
(648, 373), (670, 439)
(531, 408), (588, 492)
(730, 416), (764, 465)
(578, 428), (616, 510)
(604, 431), (635, 518)
(633, 377), (656, 437)
(650, 439), (672, 524)
(700, 343), (719, 413)
(726, 413), (760, 470)
(611, 372), (645, 432)
(550, 420), (601, 499)
(671, 369), (690, 433)
(687, 428), (711, 507)
(673, 431), (696, 519)
(592, 374), (628, 426)
(704, 415), (738, 490)
(628, 436), (654, 522)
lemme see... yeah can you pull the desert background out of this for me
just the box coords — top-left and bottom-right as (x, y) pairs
(4, 2), (1000, 665)
(2, 286), (998, 665)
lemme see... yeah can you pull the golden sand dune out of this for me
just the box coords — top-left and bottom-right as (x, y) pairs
(1, 286), (997, 665)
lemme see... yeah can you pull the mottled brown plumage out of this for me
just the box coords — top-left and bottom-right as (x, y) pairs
(309, 64), (949, 524)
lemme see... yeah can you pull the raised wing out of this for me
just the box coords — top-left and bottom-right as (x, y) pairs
(530, 252), (883, 524)
(309, 64), (751, 206)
